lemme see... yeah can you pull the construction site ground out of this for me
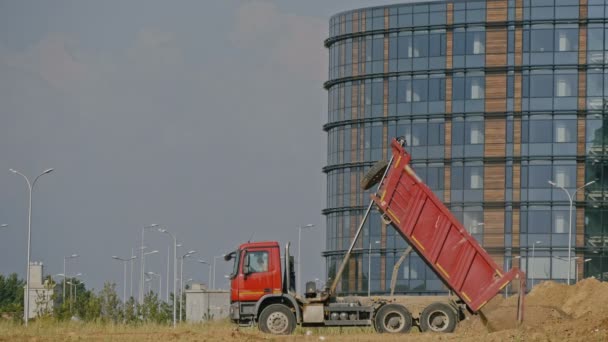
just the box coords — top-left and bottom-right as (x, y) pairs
(1, 278), (607, 341)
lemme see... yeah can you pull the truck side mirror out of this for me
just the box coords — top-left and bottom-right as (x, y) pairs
(243, 254), (251, 275)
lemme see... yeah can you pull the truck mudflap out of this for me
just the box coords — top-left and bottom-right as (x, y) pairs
(373, 139), (526, 323)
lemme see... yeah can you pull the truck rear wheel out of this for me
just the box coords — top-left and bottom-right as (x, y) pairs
(374, 304), (412, 334)
(361, 160), (389, 190)
(258, 304), (296, 335)
(420, 302), (457, 333)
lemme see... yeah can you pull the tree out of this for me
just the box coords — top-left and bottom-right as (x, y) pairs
(0, 273), (25, 321)
(99, 282), (122, 323)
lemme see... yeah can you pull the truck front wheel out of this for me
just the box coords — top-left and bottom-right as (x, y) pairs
(419, 302), (458, 333)
(258, 304), (296, 335)
(374, 304), (413, 333)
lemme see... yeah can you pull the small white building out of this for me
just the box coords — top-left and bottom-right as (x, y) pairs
(24, 262), (54, 319)
(185, 284), (229, 322)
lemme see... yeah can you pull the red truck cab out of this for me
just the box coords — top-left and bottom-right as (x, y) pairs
(227, 241), (298, 325)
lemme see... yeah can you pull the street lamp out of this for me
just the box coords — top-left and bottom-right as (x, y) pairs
(198, 260), (212, 288)
(180, 250), (196, 322)
(505, 256), (521, 297)
(0, 224), (7, 229)
(158, 228), (178, 328)
(10, 167), (53, 326)
(297, 224), (316, 292)
(213, 255), (225, 290)
(146, 272), (162, 297)
(113, 255), (136, 304)
(531, 241), (542, 288)
(63, 254), (79, 303)
(548, 179), (596, 285)
(139, 224), (159, 303)
(368, 240), (380, 297)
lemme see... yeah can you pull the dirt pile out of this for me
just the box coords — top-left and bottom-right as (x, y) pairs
(456, 278), (608, 340)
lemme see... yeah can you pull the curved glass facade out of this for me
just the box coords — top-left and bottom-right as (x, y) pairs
(324, 0), (608, 295)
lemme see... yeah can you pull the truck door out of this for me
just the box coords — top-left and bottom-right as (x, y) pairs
(236, 247), (278, 302)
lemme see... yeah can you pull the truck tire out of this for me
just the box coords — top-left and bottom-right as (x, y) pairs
(361, 160), (389, 190)
(374, 303), (413, 334)
(419, 302), (458, 333)
(258, 304), (296, 335)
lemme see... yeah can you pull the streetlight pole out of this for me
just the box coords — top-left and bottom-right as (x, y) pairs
(166, 245), (170, 302)
(505, 256), (521, 297)
(368, 240), (380, 297)
(10, 168), (53, 326)
(146, 272), (162, 297)
(180, 250), (196, 322)
(158, 228), (178, 328)
(212, 255), (225, 290)
(297, 224), (315, 292)
(198, 260), (212, 288)
(139, 224), (159, 304)
(113, 256), (136, 304)
(531, 241), (542, 288)
(130, 248), (135, 299)
(549, 180), (596, 285)
(63, 254), (79, 303)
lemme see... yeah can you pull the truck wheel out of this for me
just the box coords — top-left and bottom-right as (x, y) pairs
(258, 304), (296, 335)
(374, 304), (412, 334)
(420, 302), (458, 333)
(361, 160), (389, 190)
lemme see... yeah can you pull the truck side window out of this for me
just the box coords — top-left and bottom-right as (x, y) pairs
(246, 251), (268, 273)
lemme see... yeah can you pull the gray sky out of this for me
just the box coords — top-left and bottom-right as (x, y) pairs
(0, 0), (398, 292)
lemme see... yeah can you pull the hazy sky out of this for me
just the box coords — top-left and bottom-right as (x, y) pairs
(0, 0), (400, 293)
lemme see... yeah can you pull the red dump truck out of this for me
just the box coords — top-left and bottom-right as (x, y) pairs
(225, 138), (525, 335)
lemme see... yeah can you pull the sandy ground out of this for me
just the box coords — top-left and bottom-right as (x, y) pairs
(1, 278), (608, 341)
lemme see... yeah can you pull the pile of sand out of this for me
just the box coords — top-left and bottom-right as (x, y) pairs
(456, 278), (608, 340)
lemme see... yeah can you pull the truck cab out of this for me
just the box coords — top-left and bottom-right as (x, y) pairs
(226, 241), (300, 331)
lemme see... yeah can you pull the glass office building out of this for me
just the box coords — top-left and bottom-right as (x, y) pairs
(324, 0), (608, 295)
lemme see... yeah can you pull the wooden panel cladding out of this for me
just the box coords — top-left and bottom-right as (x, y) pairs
(486, 0), (508, 22)
(576, 207), (585, 247)
(576, 162), (586, 201)
(361, 10), (366, 32)
(578, 71), (586, 111)
(514, 74), (522, 112)
(580, 0), (588, 19)
(515, 28), (523, 66)
(444, 166), (451, 204)
(485, 118), (506, 157)
(486, 29), (508, 66)
(351, 126), (358, 163)
(516, 0), (523, 20)
(486, 74), (507, 112)
(384, 36), (389, 74)
(513, 117), (521, 156)
(352, 11), (359, 33)
(513, 163), (521, 201)
(351, 83), (358, 120)
(483, 209), (505, 248)
(484, 165), (506, 201)
(446, 31), (453, 69)
(445, 76), (453, 112)
(512, 209), (520, 247)
(352, 40), (359, 77)
(579, 24), (587, 65)
(350, 172), (357, 207)
(384, 8), (389, 30)
(447, 2), (453, 25)
(577, 117), (586, 156)
(444, 119), (452, 159)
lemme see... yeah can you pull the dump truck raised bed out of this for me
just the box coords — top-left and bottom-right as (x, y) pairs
(225, 137), (525, 335)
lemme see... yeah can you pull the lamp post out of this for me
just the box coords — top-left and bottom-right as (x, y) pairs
(10, 167), (53, 325)
(113, 255), (136, 304)
(146, 272), (162, 297)
(0, 224), (7, 229)
(63, 254), (79, 303)
(505, 256), (521, 297)
(368, 240), (380, 297)
(549, 179), (596, 285)
(212, 255), (225, 290)
(198, 260), (212, 288)
(180, 250), (196, 322)
(531, 241), (542, 288)
(142, 249), (159, 296)
(130, 248), (135, 299)
(297, 224), (315, 292)
(158, 228), (177, 328)
(139, 224), (159, 303)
